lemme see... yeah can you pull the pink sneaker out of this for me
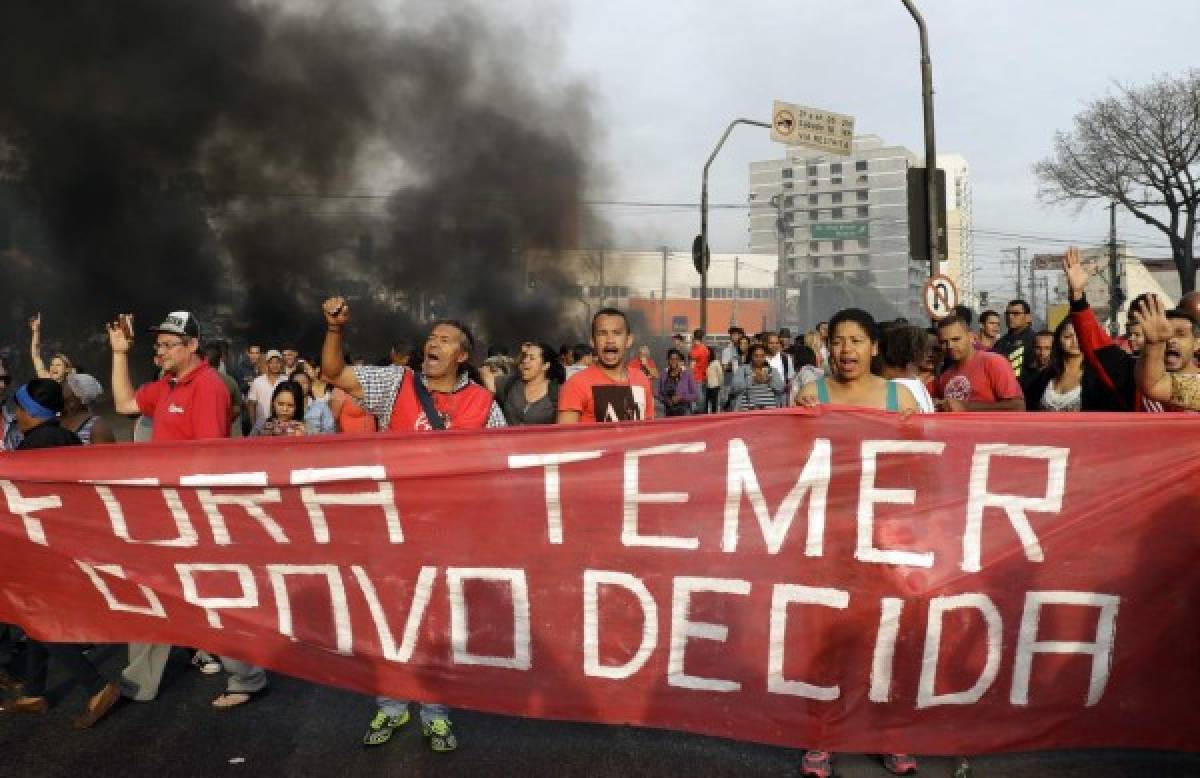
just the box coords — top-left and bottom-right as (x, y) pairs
(800, 750), (833, 778)
(884, 753), (918, 775)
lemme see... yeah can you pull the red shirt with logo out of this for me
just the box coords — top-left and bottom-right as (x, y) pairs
(934, 350), (1023, 404)
(387, 375), (495, 432)
(135, 362), (231, 441)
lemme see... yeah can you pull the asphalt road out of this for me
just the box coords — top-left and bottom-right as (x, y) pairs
(0, 645), (1196, 778)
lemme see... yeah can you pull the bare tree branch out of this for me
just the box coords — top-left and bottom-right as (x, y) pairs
(1036, 70), (1200, 293)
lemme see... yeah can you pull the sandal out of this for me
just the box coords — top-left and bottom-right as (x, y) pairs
(190, 652), (222, 675)
(212, 687), (269, 710)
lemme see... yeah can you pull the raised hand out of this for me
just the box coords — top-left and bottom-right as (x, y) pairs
(1130, 294), (1173, 345)
(323, 296), (350, 328)
(29, 313), (41, 335)
(106, 314), (134, 353)
(1061, 247), (1089, 300)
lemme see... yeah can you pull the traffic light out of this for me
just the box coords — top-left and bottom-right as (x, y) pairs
(906, 167), (948, 264)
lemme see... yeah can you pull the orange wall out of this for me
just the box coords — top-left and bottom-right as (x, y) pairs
(626, 297), (775, 338)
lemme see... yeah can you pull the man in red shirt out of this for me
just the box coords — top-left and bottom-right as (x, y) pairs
(108, 311), (265, 711)
(558, 308), (654, 423)
(933, 312), (1024, 411)
(109, 311), (230, 441)
(320, 296), (504, 753)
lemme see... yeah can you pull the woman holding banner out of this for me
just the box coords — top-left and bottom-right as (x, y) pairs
(794, 307), (919, 777)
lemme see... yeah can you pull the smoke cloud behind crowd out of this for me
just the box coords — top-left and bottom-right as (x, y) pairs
(0, 0), (600, 371)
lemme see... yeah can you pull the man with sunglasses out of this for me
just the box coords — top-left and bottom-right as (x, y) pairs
(108, 311), (266, 710)
(991, 299), (1038, 383)
(108, 311), (230, 441)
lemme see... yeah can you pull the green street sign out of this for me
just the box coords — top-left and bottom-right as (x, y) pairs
(810, 222), (869, 240)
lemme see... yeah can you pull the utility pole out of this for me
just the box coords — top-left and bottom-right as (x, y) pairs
(1108, 201), (1123, 336)
(1007, 246), (1025, 301)
(772, 194), (786, 330)
(1028, 247), (1037, 318)
(732, 256), (741, 326)
(660, 245), (669, 338)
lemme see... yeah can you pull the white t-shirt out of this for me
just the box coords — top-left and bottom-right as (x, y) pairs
(247, 373), (286, 426)
(893, 377), (936, 414)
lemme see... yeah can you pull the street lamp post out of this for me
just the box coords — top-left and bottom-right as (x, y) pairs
(700, 118), (770, 333)
(900, 0), (940, 280)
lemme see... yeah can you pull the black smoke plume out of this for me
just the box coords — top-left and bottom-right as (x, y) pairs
(0, 0), (599, 375)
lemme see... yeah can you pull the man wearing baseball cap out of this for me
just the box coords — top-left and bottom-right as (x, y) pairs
(108, 311), (230, 441)
(107, 312), (266, 710)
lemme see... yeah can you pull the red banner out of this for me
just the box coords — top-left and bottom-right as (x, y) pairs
(1, 408), (1198, 754)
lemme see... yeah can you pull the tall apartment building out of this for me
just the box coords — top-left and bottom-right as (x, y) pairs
(748, 136), (972, 325)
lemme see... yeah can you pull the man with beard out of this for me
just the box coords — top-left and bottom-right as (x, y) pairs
(558, 308), (654, 423)
(1063, 248), (1184, 411)
(933, 313), (1024, 411)
(320, 295), (505, 752)
(1131, 294), (1200, 411)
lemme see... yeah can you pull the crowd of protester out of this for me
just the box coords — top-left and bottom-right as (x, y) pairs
(1, 246), (1198, 776)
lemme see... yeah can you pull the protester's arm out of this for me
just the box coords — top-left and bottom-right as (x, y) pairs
(106, 315), (140, 415)
(319, 296), (363, 399)
(795, 380), (820, 408)
(1131, 295), (1176, 404)
(29, 314), (50, 379)
(896, 384), (919, 414)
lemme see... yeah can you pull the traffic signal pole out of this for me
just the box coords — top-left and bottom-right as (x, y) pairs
(900, 0), (940, 280)
(700, 118), (770, 333)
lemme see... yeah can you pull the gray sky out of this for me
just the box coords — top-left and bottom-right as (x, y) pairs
(539, 0), (1198, 302)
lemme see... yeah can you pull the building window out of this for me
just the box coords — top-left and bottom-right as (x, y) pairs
(857, 206), (869, 218)
(830, 163), (842, 174)
(856, 190), (869, 201)
(833, 255), (845, 267)
(785, 196), (795, 208)
(831, 177), (842, 185)
(834, 272), (845, 283)
(785, 212), (795, 224)
(808, 193), (818, 205)
(857, 238), (870, 249)
(783, 180), (793, 190)
(833, 240), (844, 251)
(807, 165), (818, 177)
(832, 208), (843, 219)
(831, 192), (843, 204)
(810, 257), (820, 269)
(809, 179), (818, 187)
(857, 174), (868, 184)
(809, 209), (819, 221)
(809, 241), (819, 252)
(855, 160), (868, 171)
(859, 254), (870, 265)
(782, 168), (793, 179)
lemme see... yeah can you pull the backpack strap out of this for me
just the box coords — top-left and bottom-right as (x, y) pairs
(410, 371), (446, 430)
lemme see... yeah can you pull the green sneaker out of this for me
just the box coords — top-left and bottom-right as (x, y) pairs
(422, 717), (458, 753)
(362, 708), (410, 746)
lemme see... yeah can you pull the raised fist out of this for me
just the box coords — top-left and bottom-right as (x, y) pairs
(323, 296), (350, 328)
